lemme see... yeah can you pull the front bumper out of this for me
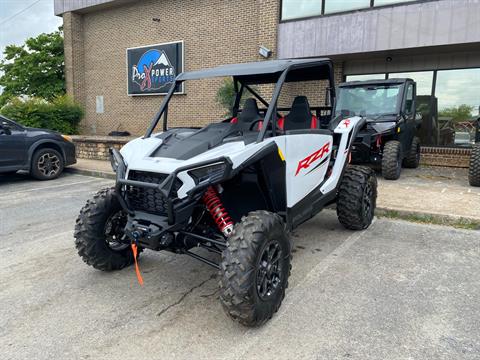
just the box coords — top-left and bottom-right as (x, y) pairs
(63, 141), (77, 166)
(351, 132), (385, 165)
(111, 149), (232, 246)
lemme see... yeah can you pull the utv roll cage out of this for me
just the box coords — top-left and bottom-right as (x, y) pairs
(145, 58), (336, 140)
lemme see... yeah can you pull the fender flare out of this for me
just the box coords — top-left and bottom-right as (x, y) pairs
(27, 139), (67, 170)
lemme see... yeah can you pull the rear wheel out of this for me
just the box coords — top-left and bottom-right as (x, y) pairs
(74, 187), (137, 271)
(469, 144), (480, 187)
(337, 165), (377, 230)
(403, 136), (421, 168)
(382, 140), (402, 180)
(31, 148), (64, 180)
(219, 210), (291, 327)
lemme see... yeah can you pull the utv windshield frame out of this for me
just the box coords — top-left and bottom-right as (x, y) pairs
(144, 58), (336, 142)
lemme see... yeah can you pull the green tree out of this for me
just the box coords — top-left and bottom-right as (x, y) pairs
(0, 28), (65, 106)
(438, 104), (474, 122)
(215, 78), (257, 116)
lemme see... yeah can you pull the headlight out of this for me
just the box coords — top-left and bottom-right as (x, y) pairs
(188, 161), (227, 184)
(370, 122), (396, 134)
(61, 135), (73, 142)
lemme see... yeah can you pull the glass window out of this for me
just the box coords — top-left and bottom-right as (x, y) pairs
(405, 83), (414, 114)
(374, 0), (414, 6)
(389, 71), (436, 145)
(346, 74), (387, 81)
(435, 68), (480, 147)
(324, 0), (370, 14)
(281, 0), (322, 20)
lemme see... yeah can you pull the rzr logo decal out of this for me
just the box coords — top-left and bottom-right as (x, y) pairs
(295, 142), (331, 176)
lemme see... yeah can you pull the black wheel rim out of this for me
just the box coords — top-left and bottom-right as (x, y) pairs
(104, 211), (129, 251)
(38, 152), (60, 177)
(362, 179), (375, 222)
(256, 240), (283, 301)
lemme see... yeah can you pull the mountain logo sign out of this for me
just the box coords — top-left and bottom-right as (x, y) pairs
(127, 41), (184, 95)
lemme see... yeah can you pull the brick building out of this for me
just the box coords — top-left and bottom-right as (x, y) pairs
(56, 0), (479, 151)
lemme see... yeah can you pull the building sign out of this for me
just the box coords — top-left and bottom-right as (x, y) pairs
(126, 41), (184, 96)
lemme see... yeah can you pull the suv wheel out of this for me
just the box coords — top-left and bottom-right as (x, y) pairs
(403, 136), (421, 168)
(337, 165), (377, 230)
(31, 148), (64, 180)
(219, 210), (291, 327)
(74, 187), (139, 271)
(469, 144), (480, 187)
(382, 140), (402, 180)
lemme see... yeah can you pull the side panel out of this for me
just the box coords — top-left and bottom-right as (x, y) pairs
(284, 134), (332, 207)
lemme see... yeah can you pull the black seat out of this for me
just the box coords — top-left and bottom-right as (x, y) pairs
(232, 98), (263, 131)
(283, 96), (317, 131)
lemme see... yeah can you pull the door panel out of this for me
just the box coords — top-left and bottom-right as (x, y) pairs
(0, 124), (27, 168)
(284, 133), (333, 207)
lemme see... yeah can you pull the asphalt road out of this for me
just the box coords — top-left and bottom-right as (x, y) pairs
(0, 172), (479, 360)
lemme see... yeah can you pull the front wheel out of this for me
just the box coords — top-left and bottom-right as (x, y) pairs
(31, 148), (64, 180)
(337, 165), (377, 230)
(469, 144), (480, 187)
(382, 140), (402, 180)
(219, 210), (291, 327)
(74, 187), (137, 271)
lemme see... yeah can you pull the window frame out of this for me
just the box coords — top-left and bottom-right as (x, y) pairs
(279, 0), (436, 23)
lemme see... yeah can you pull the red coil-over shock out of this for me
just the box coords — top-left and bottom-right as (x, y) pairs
(202, 186), (234, 237)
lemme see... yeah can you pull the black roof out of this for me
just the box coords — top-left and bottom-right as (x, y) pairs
(339, 78), (413, 87)
(176, 58), (333, 84)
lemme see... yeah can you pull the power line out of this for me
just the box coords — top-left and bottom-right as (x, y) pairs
(0, 0), (43, 26)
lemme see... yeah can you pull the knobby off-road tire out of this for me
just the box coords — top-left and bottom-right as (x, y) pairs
(74, 187), (137, 271)
(382, 140), (402, 180)
(469, 144), (480, 187)
(219, 210), (291, 327)
(403, 136), (421, 168)
(337, 165), (377, 230)
(31, 148), (64, 180)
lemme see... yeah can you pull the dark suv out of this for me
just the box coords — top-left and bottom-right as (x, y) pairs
(0, 116), (76, 180)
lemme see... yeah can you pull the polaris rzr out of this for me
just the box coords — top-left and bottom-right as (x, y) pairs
(74, 58), (377, 326)
(335, 79), (422, 180)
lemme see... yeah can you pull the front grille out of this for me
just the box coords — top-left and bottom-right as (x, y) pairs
(126, 170), (183, 215)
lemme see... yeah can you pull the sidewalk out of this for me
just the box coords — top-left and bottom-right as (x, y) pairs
(68, 158), (115, 179)
(376, 166), (480, 225)
(67, 159), (480, 224)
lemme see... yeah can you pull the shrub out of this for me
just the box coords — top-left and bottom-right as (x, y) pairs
(215, 78), (258, 116)
(0, 95), (83, 134)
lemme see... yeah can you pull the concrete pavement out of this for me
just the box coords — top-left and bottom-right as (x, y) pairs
(0, 172), (479, 359)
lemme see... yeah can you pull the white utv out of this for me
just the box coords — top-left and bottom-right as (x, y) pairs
(74, 58), (377, 326)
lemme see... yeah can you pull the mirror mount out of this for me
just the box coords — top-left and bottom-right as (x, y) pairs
(0, 126), (11, 135)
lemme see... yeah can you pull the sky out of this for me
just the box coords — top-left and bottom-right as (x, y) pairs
(0, 0), (62, 61)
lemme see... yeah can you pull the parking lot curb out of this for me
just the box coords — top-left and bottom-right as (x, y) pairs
(376, 206), (480, 230)
(66, 167), (116, 180)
